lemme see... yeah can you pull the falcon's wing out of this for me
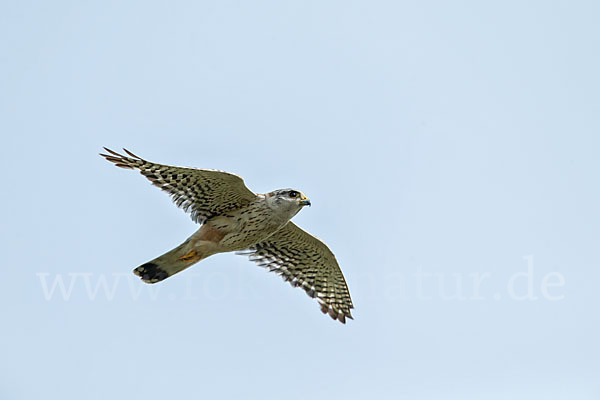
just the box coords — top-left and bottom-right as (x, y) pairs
(101, 148), (257, 224)
(239, 222), (354, 323)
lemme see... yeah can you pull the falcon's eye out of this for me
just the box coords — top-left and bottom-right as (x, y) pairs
(288, 191), (299, 198)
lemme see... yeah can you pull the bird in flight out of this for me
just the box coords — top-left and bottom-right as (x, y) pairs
(100, 148), (354, 323)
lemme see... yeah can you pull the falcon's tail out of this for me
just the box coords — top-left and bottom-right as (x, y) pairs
(133, 239), (210, 283)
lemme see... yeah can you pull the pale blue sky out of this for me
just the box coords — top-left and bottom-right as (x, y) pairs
(1, 1), (599, 399)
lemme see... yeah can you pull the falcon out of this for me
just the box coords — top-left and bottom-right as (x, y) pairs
(100, 148), (354, 323)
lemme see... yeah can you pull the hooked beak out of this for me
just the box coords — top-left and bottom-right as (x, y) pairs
(300, 195), (311, 207)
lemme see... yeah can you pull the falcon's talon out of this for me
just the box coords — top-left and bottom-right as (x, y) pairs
(180, 250), (200, 262)
(102, 147), (354, 324)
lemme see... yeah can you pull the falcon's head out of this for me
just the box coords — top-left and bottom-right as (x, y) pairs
(265, 189), (311, 217)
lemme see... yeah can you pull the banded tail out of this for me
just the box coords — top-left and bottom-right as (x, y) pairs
(133, 239), (210, 283)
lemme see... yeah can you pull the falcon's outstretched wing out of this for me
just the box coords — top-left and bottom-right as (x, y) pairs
(100, 148), (257, 224)
(239, 222), (354, 323)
